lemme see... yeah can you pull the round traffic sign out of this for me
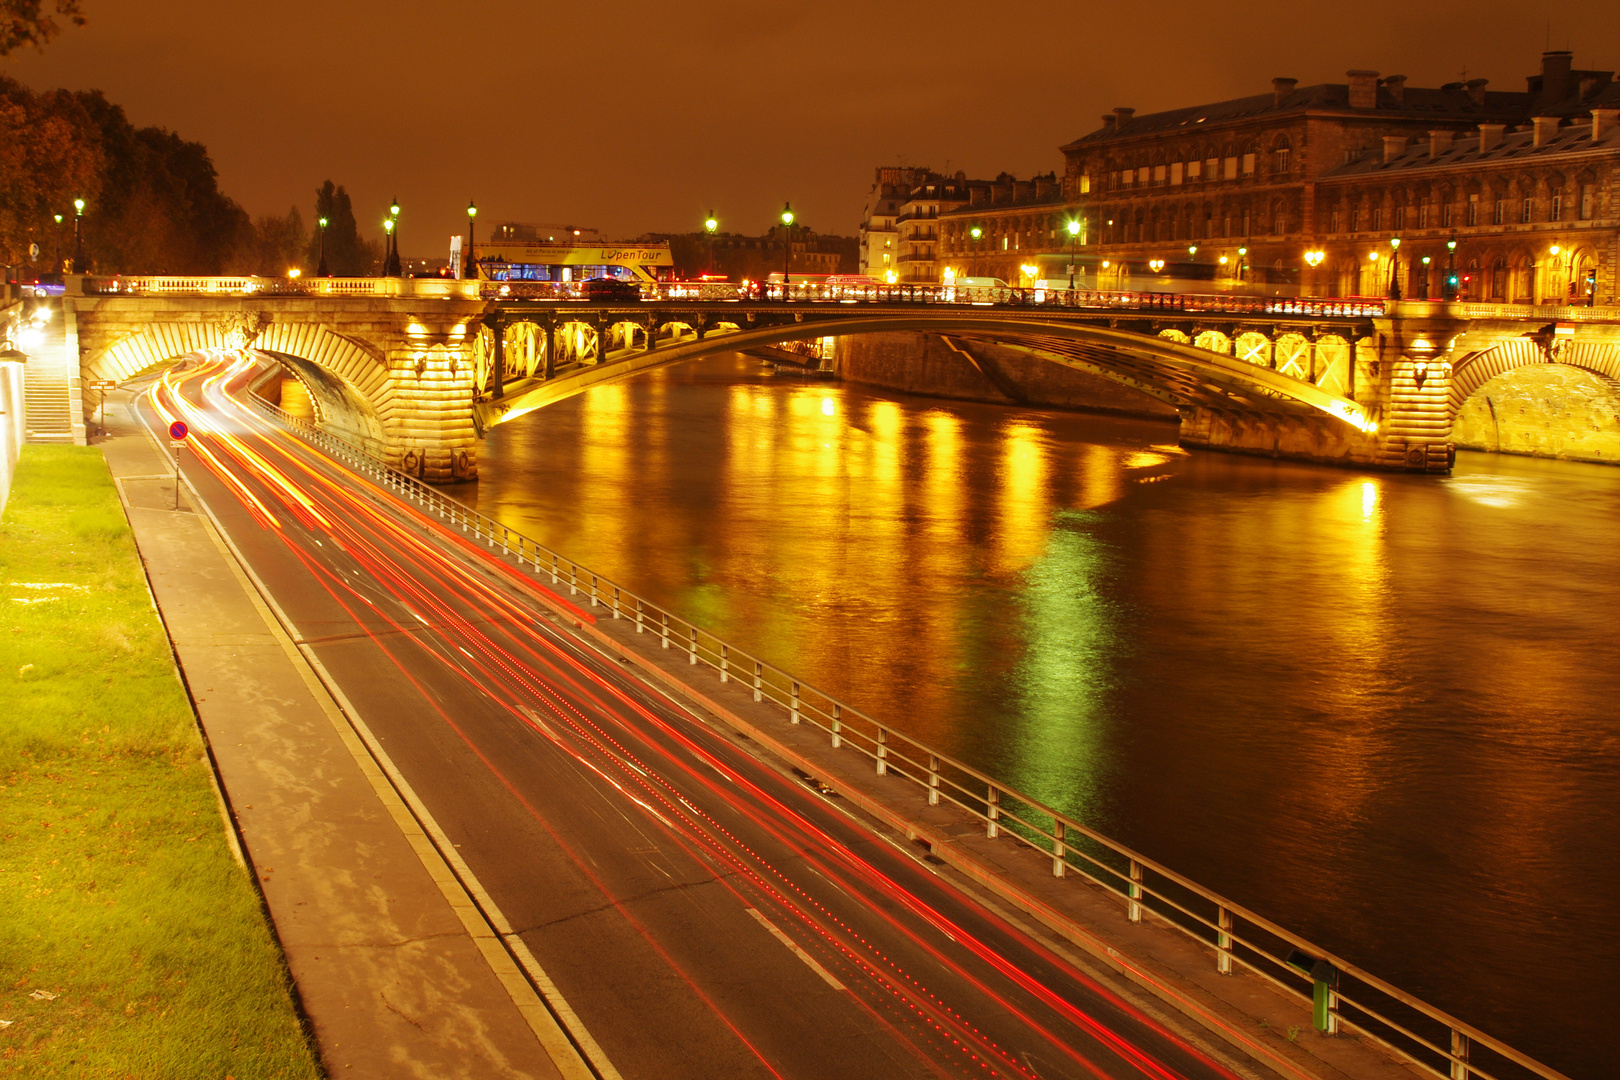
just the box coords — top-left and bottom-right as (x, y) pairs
(168, 420), (188, 440)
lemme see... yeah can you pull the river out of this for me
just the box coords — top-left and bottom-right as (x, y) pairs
(466, 355), (1618, 1078)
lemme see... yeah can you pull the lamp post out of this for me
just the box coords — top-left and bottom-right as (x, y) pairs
(1444, 235), (1458, 299)
(705, 211), (718, 275)
(970, 226), (982, 276)
(1303, 249), (1325, 296)
(384, 198), (401, 277)
(780, 203), (794, 295)
(316, 216), (329, 277)
(1387, 237), (1402, 300)
(383, 218), (395, 277)
(1067, 217), (1081, 290)
(1237, 245), (1248, 284)
(53, 213), (63, 273)
(71, 198), (85, 273)
(465, 200), (478, 280)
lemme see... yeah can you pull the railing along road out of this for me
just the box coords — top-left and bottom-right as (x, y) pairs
(248, 385), (1569, 1080)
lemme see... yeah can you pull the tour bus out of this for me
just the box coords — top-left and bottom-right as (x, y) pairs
(474, 222), (673, 283)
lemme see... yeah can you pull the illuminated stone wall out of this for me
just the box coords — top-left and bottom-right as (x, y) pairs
(1454, 365), (1620, 462)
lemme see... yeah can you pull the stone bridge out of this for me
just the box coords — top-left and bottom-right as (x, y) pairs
(43, 276), (1620, 480)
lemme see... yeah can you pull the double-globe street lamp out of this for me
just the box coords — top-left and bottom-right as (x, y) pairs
(383, 198), (402, 277)
(780, 203), (794, 294)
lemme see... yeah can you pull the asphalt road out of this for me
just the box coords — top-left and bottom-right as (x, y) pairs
(142, 354), (1250, 1080)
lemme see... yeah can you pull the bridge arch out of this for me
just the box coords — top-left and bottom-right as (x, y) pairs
(1450, 338), (1620, 462)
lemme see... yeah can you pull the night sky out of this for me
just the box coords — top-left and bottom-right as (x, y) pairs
(5, 1), (1610, 256)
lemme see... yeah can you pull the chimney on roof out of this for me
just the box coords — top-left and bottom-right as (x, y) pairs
(1540, 51), (1574, 105)
(1382, 74), (1407, 102)
(1465, 78), (1489, 105)
(1429, 130), (1455, 156)
(1272, 77), (1298, 106)
(1594, 109), (1620, 141)
(1100, 114), (1115, 134)
(1532, 116), (1560, 147)
(1347, 70), (1379, 109)
(1382, 135), (1408, 163)
(1477, 123), (1506, 152)
(1114, 107), (1135, 128)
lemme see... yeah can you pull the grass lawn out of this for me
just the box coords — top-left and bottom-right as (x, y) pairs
(0, 446), (321, 1079)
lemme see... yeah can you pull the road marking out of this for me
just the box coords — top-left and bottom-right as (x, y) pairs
(159, 412), (623, 1080)
(745, 908), (846, 992)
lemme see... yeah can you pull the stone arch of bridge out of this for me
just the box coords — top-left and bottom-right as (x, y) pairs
(477, 312), (1377, 435)
(1448, 337), (1620, 412)
(80, 319), (394, 454)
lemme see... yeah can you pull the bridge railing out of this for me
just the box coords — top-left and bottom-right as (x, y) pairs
(83, 276), (481, 299)
(247, 384), (1568, 1080)
(483, 278), (1389, 318)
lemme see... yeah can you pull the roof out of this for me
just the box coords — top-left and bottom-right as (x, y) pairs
(1061, 83), (1532, 149)
(1319, 118), (1620, 181)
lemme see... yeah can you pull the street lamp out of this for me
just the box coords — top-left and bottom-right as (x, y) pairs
(383, 218), (396, 277)
(465, 200), (478, 280)
(705, 211), (718, 274)
(1444, 235), (1459, 299)
(780, 202), (794, 293)
(1067, 218), (1081, 290)
(1388, 237), (1402, 300)
(72, 198), (84, 273)
(1304, 249), (1325, 296)
(1237, 246), (1248, 283)
(384, 199), (402, 276)
(316, 216), (329, 277)
(53, 213), (63, 273)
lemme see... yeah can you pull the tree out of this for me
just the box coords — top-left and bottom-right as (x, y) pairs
(307, 180), (370, 277)
(0, 0), (85, 56)
(242, 206), (306, 277)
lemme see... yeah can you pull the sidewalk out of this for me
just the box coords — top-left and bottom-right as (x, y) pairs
(97, 398), (585, 1080)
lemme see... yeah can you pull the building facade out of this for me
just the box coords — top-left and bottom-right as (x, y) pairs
(1055, 51), (1619, 301)
(936, 173), (1068, 285)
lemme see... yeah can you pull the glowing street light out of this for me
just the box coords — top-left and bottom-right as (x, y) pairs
(71, 197), (85, 273)
(1388, 236), (1403, 300)
(52, 213), (63, 272)
(316, 216), (329, 277)
(1067, 217), (1081, 289)
(465, 200), (478, 280)
(1304, 250), (1325, 267)
(704, 210), (718, 274)
(781, 202), (794, 290)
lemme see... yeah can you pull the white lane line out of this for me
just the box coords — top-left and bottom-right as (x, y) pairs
(745, 908), (846, 992)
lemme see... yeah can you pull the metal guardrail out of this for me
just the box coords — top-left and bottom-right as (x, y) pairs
(246, 386), (1569, 1080)
(83, 276), (480, 300)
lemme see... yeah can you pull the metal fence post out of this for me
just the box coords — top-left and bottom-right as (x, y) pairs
(635, 598), (644, 633)
(790, 681), (800, 724)
(720, 644), (729, 683)
(1052, 820), (1066, 877)
(1450, 1031), (1470, 1080)
(590, 574), (599, 608)
(689, 625), (698, 665)
(876, 728), (887, 775)
(551, 553), (560, 584)
(1128, 860), (1143, 922)
(928, 756), (940, 805)
(831, 704), (841, 748)
(612, 586), (620, 618)
(1217, 907), (1232, 974)
(753, 661), (762, 702)
(660, 612), (669, 649)
(986, 786), (1000, 839)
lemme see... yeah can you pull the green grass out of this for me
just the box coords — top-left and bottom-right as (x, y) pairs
(0, 446), (321, 1079)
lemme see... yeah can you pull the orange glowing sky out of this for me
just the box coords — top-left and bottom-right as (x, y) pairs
(6, 0), (1609, 252)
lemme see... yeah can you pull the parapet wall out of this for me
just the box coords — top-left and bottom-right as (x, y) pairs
(0, 361), (22, 515)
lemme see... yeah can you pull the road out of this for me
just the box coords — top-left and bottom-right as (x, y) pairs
(143, 352), (1253, 1080)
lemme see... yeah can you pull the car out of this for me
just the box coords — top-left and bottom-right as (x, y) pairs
(580, 277), (642, 302)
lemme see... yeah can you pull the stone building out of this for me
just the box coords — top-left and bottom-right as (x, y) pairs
(936, 173), (1067, 284)
(1056, 51), (1619, 300)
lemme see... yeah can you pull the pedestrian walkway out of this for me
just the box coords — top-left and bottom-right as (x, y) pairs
(98, 398), (587, 1080)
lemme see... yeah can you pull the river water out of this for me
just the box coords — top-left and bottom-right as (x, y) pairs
(467, 355), (1617, 1077)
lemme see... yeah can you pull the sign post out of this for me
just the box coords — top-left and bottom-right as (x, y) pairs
(87, 379), (117, 436)
(168, 420), (188, 509)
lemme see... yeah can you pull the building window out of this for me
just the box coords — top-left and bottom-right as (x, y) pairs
(1188, 160), (1202, 181)
(1419, 201), (1429, 228)
(1273, 148), (1291, 175)
(1242, 211), (1251, 236)
(1350, 208), (1360, 232)
(1442, 204), (1453, 227)
(1205, 157), (1218, 180)
(1171, 162), (1184, 185)
(1080, 174), (1091, 193)
(1223, 216), (1231, 238)
(1551, 193), (1562, 221)
(1223, 156), (1238, 180)
(1493, 199), (1505, 225)
(1521, 198), (1533, 223)
(1152, 164), (1165, 185)
(1580, 185), (1594, 220)
(1330, 209), (1340, 233)
(1241, 152), (1255, 176)
(1394, 206), (1405, 230)
(1467, 194), (1479, 226)
(1139, 166), (1150, 185)
(1371, 207), (1382, 231)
